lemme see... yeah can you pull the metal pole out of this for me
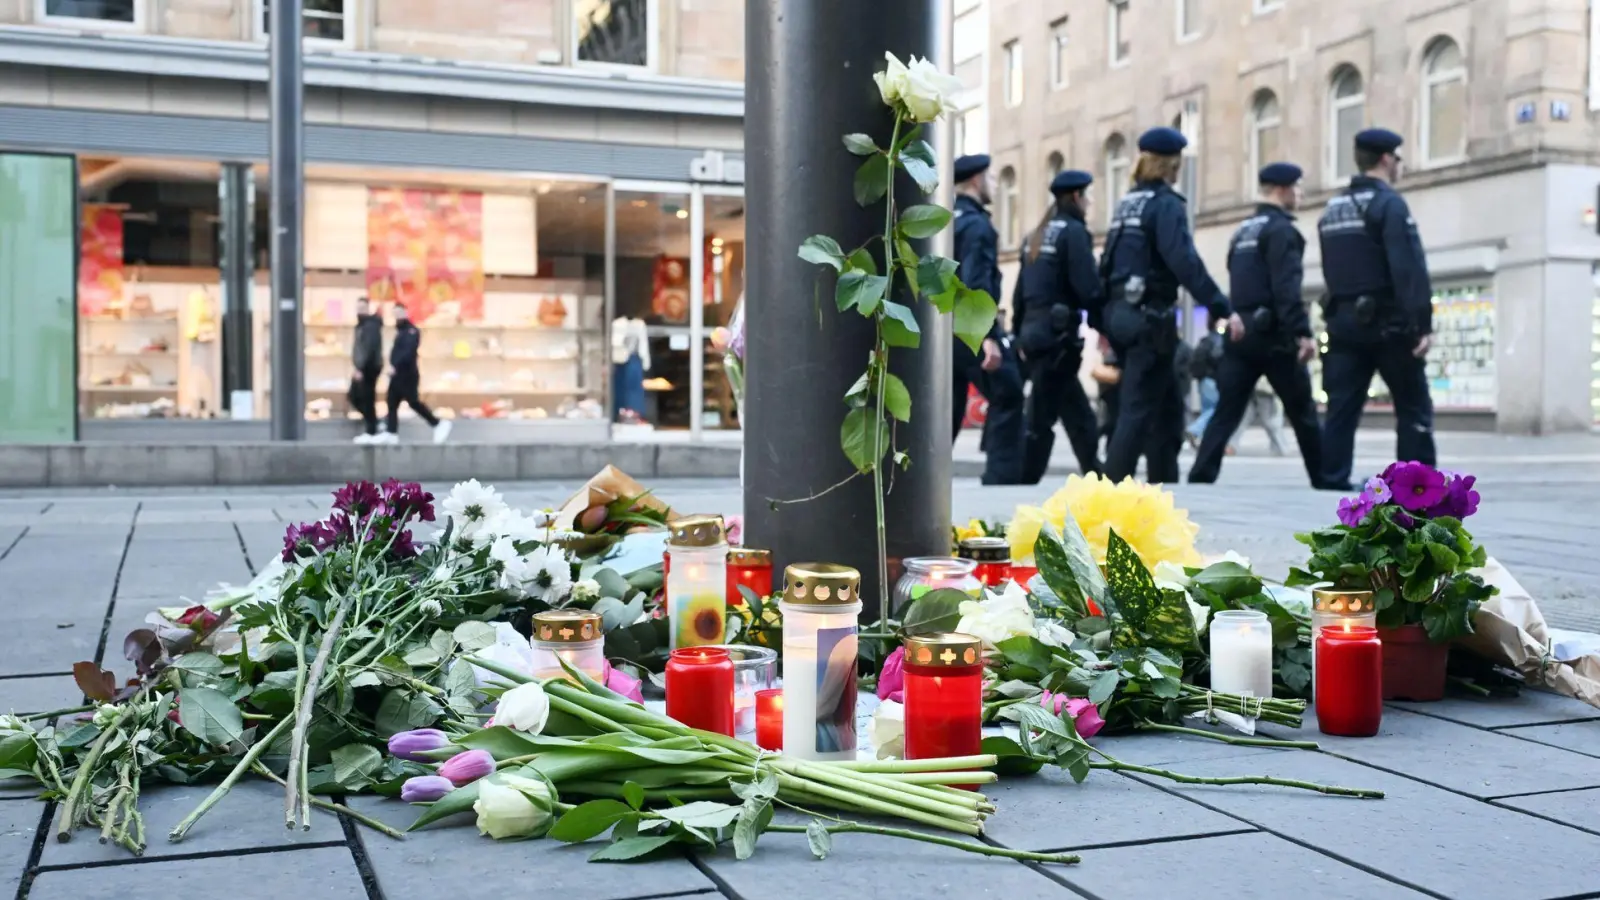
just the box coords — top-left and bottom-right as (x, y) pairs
(688, 186), (705, 441)
(218, 162), (255, 414)
(269, 0), (305, 440)
(743, 0), (952, 619)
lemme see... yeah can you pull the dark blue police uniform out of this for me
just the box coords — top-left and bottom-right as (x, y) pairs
(1188, 163), (1324, 485)
(1099, 128), (1230, 484)
(951, 153), (1025, 484)
(1315, 130), (1436, 489)
(1016, 169), (1104, 482)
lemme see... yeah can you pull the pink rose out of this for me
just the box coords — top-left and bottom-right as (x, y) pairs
(601, 661), (646, 704)
(1039, 691), (1105, 739)
(725, 515), (744, 547)
(876, 646), (906, 704)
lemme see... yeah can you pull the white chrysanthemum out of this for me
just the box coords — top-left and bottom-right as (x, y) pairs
(419, 598), (444, 618)
(487, 535), (519, 566)
(0, 714), (31, 735)
(528, 509), (556, 528)
(429, 563), (455, 584)
(442, 479), (508, 535)
(570, 578), (602, 603)
(524, 545), (574, 602)
(91, 704), (120, 729)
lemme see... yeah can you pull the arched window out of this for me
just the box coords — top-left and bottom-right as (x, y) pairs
(1103, 134), (1129, 224)
(1422, 38), (1467, 164)
(1328, 66), (1366, 182)
(998, 166), (1021, 248)
(1250, 89), (1281, 177)
(1046, 151), (1065, 179)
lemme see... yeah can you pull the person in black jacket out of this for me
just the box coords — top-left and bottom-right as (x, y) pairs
(349, 296), (385, 443)
(1189, 162), (1323, 485)
(1015, 169), (1104, 482)
(380, 304), (451, 445)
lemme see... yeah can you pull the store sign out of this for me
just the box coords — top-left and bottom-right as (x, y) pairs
(690, 150), (745, 184)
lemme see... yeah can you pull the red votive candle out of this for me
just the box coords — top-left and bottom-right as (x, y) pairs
(1315, 625), (1383, 737)
(727, 548), (773, 606)
(902, 633), (984, 788)
(665, 647), (735, 736)
(957, 537), (1012, 588)
(755, 688), (784, 751)
(1009, 563), (1039, 587)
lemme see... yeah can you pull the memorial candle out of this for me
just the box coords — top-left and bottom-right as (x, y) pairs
(956, 537), (1012, 588)
(664, 647), (735, 736)
(727, 548), (773, 606)
(666, 515), (726, 650)
(528, 609), (606, 682)
(1315, 625), (1383, 737)
(755, 688), (783, 751)
(1310, 589), (1377, 684)
(1209, 610), (1273, 698)
(780, 562), (862, 761)
(902, 633), (983, 785)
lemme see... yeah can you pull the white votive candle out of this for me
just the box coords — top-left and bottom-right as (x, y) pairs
(1209, 609), (1274, 699)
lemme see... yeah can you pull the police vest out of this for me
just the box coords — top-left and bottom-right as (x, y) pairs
(1019, 216), (1069, 308)
(1226, 214), (1275, 314)
(1317, 190), (1389, 298)
(1100, 189), (1155, 285)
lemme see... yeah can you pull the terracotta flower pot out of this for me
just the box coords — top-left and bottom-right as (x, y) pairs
(1378, 623), (1449, 701)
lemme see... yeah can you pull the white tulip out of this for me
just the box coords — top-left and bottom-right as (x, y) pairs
(956, 586), (1036, 649)
(901, 55), (965, 123)
(873, 52), (911, 107)
(473, 774), (555, 840)
(495, 682), (551, 735)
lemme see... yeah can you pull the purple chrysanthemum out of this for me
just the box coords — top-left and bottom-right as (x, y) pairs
(1384, 461), (1448, 512)
(332, 481), (383, 517)
(381, 479), (436, 523)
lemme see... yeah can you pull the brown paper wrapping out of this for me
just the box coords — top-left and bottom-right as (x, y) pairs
(554, 465), (675, 531)
(1458, 559), (1600, 709)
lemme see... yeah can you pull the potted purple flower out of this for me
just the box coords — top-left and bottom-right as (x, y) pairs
(1289, 462), (1496, 701)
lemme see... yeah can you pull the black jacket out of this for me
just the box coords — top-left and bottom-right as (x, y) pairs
(1227, 204), (1312, 340)
(952, 194), (1005, 342)
(1316, 176), (1433, 336)
(1014, 206), (1103, 356)
(390, 321), (422, 371)
(1100, 180), (1229, 319)
(352, 314), (384, 372)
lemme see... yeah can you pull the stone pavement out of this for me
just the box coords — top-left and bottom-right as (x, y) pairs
(2, 438), (1599, 900)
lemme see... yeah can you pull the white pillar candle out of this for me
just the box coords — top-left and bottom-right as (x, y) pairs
(1209, 610), (1274, 699)
(780, 563), (863, 761)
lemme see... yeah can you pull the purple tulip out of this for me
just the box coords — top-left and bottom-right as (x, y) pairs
(437, 749), (496, 787)
(400, 775), (455, 803)
(387, 728), (451, 762)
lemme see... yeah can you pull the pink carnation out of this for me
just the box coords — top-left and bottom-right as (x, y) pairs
(876, 646), (906, 704)
(1039, 691), (1105, 739)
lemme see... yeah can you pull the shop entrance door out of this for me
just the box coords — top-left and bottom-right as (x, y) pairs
(0, 153), (78, 442)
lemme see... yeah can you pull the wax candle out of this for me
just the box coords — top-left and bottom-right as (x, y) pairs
(666, 515), (727, 649)
(1310, 589), (1377, 685)
(1008, 561), (1039, 588)
(956, 538), (1012, 588)
(727, 548), (773, 606)
(780, 562), (862, 761)
(755, 689), (783, 751)
(664, 647), (735, 736)
(902, 633), (983, 787)
(529, 609), (606, 682)
(891, 558), (981, 614)
(1209, 610), (1273, 698)
(1315, 625), (1383, 736)
(701, 645), (776, 739)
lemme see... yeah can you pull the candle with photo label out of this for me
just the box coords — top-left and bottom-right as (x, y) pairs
(781, 562), (862, 761)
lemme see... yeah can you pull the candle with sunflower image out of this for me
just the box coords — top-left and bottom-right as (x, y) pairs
(666, 515), (728, 650)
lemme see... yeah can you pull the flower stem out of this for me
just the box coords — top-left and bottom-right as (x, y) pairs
(1134, 721), (1319, 750)
(870, 112), (905, 616)
(171, 715), (294, 842)
(20, 704), (94, 722)
(55, 705), (133, 842)
(1090, 751), (1384, 799)
(768, 822), (1078, 865)
(250, 763), (405, 841)
(828, 755), (998, 773)
(287, 599), (352, 831)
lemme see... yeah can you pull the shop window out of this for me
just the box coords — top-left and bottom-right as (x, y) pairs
(1108, 0), (1130, 66)
(1173, 103), (1200, 209)
(1003, 39), (1023, 108)
(1050, 17), (1069, 90)
(1327, 66), (1366, 184)
(1422, 37), (1467, 165)
(574, 0), (655, 69)
(1250, 89), (1281, 180)
(1103, 133), (1128, 226)
(997, 166), (1020, 249)
(258, 0), (346, 42)
(38, 0), (138, 26)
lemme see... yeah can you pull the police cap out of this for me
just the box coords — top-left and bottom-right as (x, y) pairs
(1136, 127), (1188, 156)
(1353, 128), (1404, 154)
(954, 154), (991, 183)
(1257, 162), (1303, 186)
(1050, 169), (1094, 194)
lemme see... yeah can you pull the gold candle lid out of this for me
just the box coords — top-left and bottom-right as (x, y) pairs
(1313, 589), (1375, 615)
(667, 514), (726, 548)
(782, 562), (860, 606)
(532, 609), (603, 643)
(903, 632), (983, 667)
(728, 547), (773, 566)
(957, 536), (1010, 562)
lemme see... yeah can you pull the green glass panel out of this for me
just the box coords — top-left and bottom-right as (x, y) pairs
(0, 153), (77, 443)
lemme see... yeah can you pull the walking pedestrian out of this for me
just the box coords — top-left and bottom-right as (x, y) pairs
(1232, 387), (1289, 456)
(1316, 130), (1435, 490)
(951, 153), (1026, 484)
(348, 296), (385, 444)
(1015, 169), (1104, 482)
(1099, 127), (1236, 484)
(1187, 162), (1323, 485)
(1185, 325), (1224, 448)
(379, 303), (452, 445)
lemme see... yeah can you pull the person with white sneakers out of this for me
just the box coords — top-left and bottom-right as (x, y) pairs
(349, 296), (386, 444)
(379, 303), (451, 445)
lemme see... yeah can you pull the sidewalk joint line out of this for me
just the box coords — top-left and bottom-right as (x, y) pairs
(0, 526), (28, 564)
(30, 840), (348, 874)
(14, 800), (56, 900)
(1485, 800), (1600, 839)
(1488, 717), (1600, 731)
(1015, 827), (1259, 855)
(685, 848), (750, 900)
(1487, 785), (1600, 801)
(335, 794), (385, 900)
(91, 503), (140, 670)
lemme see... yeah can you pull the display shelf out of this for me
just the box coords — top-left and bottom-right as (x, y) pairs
(83, 385), (179, 393)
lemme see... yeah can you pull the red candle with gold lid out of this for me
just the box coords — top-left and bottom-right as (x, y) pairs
(665, 647), (735, 736)
(902, 633), (984, 774)
(957, 537), (1012, 588)
(726, 548), (773, 606)
(1314, 625), (1383, 737)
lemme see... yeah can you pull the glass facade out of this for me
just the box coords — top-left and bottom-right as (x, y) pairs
(0, 153), (79, 442)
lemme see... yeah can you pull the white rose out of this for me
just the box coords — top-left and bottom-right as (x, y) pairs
(1188, 596), (1212, 635)
(956, 588), (1036, 649)
(871, 699), (905, 759)
(495, 682), (551, 735)
(1035, 620), (1076, 648)
(473, 773), (555, 840)
(873, 52), (911, 107)
(1152, 560), (1192, 594)
(901, 55), (965, 123)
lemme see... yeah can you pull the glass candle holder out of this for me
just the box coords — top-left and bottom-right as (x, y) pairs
(1208, 609), (1274, 698)
(529, 609), (606, 682)
(755, 688), (784, 751)
(701, 645), (777, 739)
(892, 557), (981, 613)
(1315, 625), (1383, 736)
(902, 633), (984, 781)
(727, 548), (773, 607)
(1310, 589), (1377, 685)
(666, 514), (727, 650)
(780, 562), (863, 761)
(665, 647), (735, 736)
(956, 538), (1012, 588)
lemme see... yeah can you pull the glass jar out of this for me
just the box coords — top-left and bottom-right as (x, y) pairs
(666, 514), (726, 650)
(665, 647), (735, 736)
(892, 557), (982, 613)
(701, 645), (777, 740)
(956, 537), (1012, 588)
(727, 547), (774, 607)
(1315, 625), (1383, 737)
(1209, 610), (1274, 698)
(754, 688), (784, 751)
(529, 609), (607, 682)
(902, 633), (984, 776)
(780, 562), (862, 761)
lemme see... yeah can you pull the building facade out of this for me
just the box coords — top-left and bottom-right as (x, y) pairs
(988, 0), (1600, 433)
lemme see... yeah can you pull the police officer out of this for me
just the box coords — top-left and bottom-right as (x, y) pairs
(1316, 129), (1436, 490)
(1188, 163), (1323, 485)
(952, 153), (1026, 484)
(1014, 169), (1104, 482)
(1100, 127), (1235, 484)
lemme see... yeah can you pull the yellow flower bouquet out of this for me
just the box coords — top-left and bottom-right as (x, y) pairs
(1009, 474), (1201, 571)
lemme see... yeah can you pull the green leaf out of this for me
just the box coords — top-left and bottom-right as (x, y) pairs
(733, 797), (773, 860)
(899, 587), (969, 632)
(656, 801), (743, 830)
(845, 247), (877, 276)
(374, 690), (415, 738)
(1142, 588), (1200, 652)
(730, 772), (780, 802)
(452, 621), (497, 653)
(622, 782), (645, 811)
(881, 300), (922, 349)
(178, 686), (245, 747)
(952, 286), (998, 353)
(798, 235), (847, 272)
(0, 734), (37, 772)
(840, 407), (890, 474)
(549, 799), (637, 843)
(1088, 669), (1121, 705)
(1189, 562), (1261, 600)
(981, 735), (1046, 775)
(895, 238), (920, 295)
(995, 635), (1054, 673)
(916, 255), (958, 303)
(805, 820), (833, 860)
(331, 743), (383, 789)
(1035, 523), (1109, 619)
(409, 782), (480, 830)
(842, 133), (879, 156)
(835, 271), (889, 316)
(898, 204), (953, 238)
(882, 373), (912, 423)
(899, 140), (939, 193)
(590, 834), (678, 862)
(171, 652), (224, 677)
(843, 371), (871, 408)
(402, 646), (441, 668)
(853, 155), (890, 207)
(1104, 530), (1161, 634)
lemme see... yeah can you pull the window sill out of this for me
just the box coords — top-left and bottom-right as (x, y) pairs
(37, 14), (142, 32)
(1109, 58), (1131, 70)
(1176, 32), (1202, 45)
(1417, 154), (1469, 171)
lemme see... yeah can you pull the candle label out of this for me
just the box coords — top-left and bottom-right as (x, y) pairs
(813, 625), (858, 754)
(670, 590), (726, 649)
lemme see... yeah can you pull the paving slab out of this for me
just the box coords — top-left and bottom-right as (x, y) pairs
(1094, 730), (1297, 768)
(0, 537), (124, 676)
(1495, 721), (1600, 760)
(984, 766), (1252, 851)
(348, 796), (717, 900)
(28, 846), (366, 900)
(1053, 830), (1431, 900)
(1389, 690), (1600, 729)
(1123, 749), (1600, 900)
(1495, 787), (1600, 835)
(1259, 707), (1600, 798)
(0, 800), (43, 900)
